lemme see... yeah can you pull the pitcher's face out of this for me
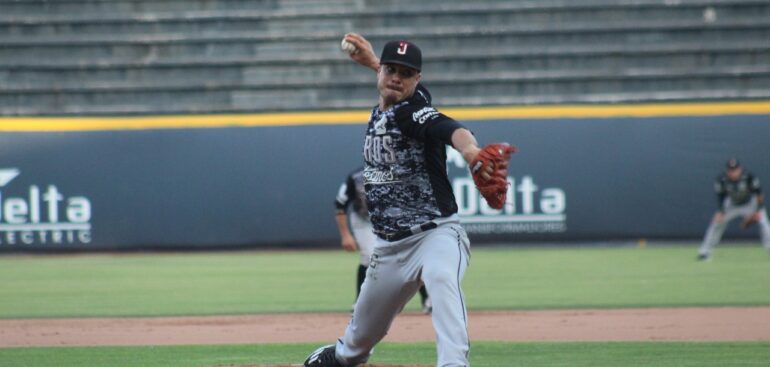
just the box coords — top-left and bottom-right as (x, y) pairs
(377, 63), (421, 109)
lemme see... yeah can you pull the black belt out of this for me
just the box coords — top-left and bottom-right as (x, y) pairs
(379, 221), (438, 242)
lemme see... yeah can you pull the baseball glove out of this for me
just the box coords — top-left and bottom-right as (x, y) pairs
(741, 212), (760, 229)
(471, 143), (517, 209)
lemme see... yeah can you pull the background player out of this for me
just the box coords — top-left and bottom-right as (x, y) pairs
(305, 34), (514, 367)
(335, 166), (431, 313)
(698, 158), (770, 260)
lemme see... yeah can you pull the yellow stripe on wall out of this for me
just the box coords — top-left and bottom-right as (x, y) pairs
(0, 110), (370, 132)
(2, 100), (770, 132)
(442, 100), (770, 120)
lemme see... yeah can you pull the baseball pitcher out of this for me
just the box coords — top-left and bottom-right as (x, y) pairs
(305, 34), (516, 367)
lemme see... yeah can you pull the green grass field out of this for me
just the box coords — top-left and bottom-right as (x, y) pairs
(1, 243), (769, 366)
(2, 342), (770, 367)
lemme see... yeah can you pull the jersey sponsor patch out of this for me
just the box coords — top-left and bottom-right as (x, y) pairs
(411, 107), (439, 124)
(363, 166), (398, 185)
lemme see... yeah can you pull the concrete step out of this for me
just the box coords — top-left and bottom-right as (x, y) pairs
(2, 1), (768, 37)
(0, 0), (355, 15)
(2, 66), (768, 115)
(4, 40), (767, 67)
(1, 19), (769, 63)
(3, 43), (769, 89)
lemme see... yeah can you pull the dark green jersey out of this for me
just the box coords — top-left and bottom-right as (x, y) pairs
(715, 171), (762, 209)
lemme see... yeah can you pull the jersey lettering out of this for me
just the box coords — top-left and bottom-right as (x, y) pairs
(363, 135), (396, 164)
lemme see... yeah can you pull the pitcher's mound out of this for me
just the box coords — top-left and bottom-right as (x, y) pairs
(216, 365), (429, 367)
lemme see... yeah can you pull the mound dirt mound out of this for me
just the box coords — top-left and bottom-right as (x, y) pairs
(215, 365), (427, 367)
(2, 307), (769, 348)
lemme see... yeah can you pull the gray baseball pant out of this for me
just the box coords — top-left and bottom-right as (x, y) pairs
(349, 212), (376, 267)
(335, 215), (471, 367)
(699, 197), (770, 256)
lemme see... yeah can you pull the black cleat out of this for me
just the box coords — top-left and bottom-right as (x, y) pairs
(304, 344), (344, 367)
(697, 253), (711, 261)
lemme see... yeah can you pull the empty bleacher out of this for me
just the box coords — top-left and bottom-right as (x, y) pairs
(1, 0), (769, 115)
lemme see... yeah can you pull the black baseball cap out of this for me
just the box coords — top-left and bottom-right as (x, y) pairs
(726, 158), (741, 169)
(380, 40), (422, 71)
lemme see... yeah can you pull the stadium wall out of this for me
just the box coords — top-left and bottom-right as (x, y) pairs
(1, 103), (769, 250)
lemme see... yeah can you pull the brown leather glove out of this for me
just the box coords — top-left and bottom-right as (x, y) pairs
(470, 143), (517, 209)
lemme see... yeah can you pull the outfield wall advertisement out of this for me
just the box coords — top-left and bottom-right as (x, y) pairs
(0, 170), (94, 247)
(446, 149), (568, 236)
(0, 170), (93, 246)
(1, 109), (769, 250)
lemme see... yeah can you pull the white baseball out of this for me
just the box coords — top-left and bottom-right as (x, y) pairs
(340, 39), (357, 54)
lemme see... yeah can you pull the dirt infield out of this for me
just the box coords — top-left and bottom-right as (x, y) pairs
(2, 307), (769, 348)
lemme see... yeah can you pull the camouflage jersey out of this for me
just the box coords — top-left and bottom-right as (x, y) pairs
(362, 84), (465, 238)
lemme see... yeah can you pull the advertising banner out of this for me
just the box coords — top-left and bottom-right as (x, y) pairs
(447, 149), (568, 237)
(0, 168), (92, 246)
